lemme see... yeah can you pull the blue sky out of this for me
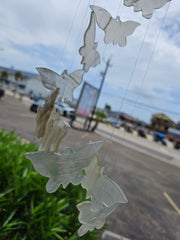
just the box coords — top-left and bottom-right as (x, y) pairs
(0, 0), (179, 123)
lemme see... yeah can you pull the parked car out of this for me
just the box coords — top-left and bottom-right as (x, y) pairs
(0, 88), (5, 99)
(30, 99), (45, 112)
(55, 103), (75, 118)
(112, 120), (123, 129)
(107, 118), (123, 129)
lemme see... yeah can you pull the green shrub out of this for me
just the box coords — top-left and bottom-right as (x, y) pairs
(0, 130), (100, 240)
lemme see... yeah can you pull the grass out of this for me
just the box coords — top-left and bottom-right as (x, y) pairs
(0, 130), (100, 240)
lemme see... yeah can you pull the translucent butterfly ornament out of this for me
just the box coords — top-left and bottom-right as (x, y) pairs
(79, 11), (100, 72)
(124, 0), (171, 19)
(77, 201), (117, 236)
(81, 156), (128, 211)
(36, 67), (84, 102)
(39, 107), (70, 152)
(35, 88), (59, 138)
(90, 5), (140, 47)
(25, 141), (103, 193)
(77, 156), (128, 236)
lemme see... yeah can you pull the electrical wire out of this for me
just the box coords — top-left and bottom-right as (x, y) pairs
(129, 2), (171, 120)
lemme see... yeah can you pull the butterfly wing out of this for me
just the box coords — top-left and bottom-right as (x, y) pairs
(77, 201), (116, 236)
(91, 173), (128, 210)
(61, 69), (84, 101)
(36, 67), (58, 90)
(25, 151), (60, 179)
(25, 150), (74, 192)
(124, 0), (171, 19)
(91, 5), (140, 46)
(79, 11), (100, 72)
(65, 141), (103, 186)
(90, 5), (112, 30)
(80, 11), (96, 49)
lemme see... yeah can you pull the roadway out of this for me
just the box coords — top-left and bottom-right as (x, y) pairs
(0, 95), (180, 240)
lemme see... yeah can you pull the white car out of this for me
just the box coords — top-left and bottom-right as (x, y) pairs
(56, 103), (75, 118)
(107, 118), (123, 129)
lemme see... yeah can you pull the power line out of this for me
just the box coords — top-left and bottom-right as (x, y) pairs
(100, 91), (180, 117)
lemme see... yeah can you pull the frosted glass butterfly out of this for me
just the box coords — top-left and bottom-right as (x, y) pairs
(79, 11), (100, 72)
(36, 67), (84, 102)
(25, 141), (103, 193)
(81, 156), (128, 211)
(77, 201), (117, 236)
(124, 0), (171, 19)
(90, 5), (140, 47)
(39, 108), (70, 152)
(35, 88), (59, 138)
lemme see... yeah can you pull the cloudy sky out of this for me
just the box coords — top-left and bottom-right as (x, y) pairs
(0, 0), (179, 123)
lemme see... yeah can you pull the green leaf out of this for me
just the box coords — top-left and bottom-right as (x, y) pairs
(68, 233), (78, 240)
(3, 210), (16, 227)
(51, 227), (67, 233)
(52, 232), (64, 240)
(0, 188), (14, 198)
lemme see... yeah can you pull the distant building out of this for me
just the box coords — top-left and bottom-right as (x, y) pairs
(25, 76), (49, 98)
(108, 111), (137, 124)
(151, 113), (176, 134)
(0, 66), (49, 98)
(176, 121), (180, 130)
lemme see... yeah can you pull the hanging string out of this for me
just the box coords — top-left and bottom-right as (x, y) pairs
(102, 2), (170, 171)
(89, 0), (124, 116)
(56, 0), (82, 73)
(69, 0), (93, 71)
(129, 2), (171, 121)
(106, 19), (151, 157)
(99, 0), (124, 167)
(71, 0), (97, 129)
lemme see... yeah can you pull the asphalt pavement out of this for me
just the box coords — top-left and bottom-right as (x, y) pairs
(0, 95), (180, 240)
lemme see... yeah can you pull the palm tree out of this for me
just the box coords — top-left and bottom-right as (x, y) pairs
(91, 110), (107, 132)
(14, 71), (23, 91)
(0, 70), (8, 86)
(105, 104), (111, 115)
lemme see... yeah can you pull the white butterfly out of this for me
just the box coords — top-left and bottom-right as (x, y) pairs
(39, 108), (70, 152)
(124, 0), (171, 19)
(25, 141), (103, 193)
(77, 201), (116, 236)
(36, 67), (84, 102)
(90, 5), (140, 47)
(81, 156), (128, 211)
(79, 11), (100, 72)
(77, 156), (128, 236)
(35, 88), (59, 138)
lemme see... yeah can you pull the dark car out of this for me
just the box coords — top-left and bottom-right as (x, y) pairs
(30, 99), (45, 112)
(0, 88), (5, 99)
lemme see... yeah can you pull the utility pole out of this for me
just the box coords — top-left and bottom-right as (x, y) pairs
(87, 58), (111, 130)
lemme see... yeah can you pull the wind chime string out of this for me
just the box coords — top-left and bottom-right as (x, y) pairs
(56, 0), (82, 73)
(129, 2), (171, 121)
(106, 1), (171, 175)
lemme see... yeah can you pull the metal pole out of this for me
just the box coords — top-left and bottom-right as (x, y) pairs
(87, 58), (111, 130)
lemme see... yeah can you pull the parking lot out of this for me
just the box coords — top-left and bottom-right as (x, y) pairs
(0, 95), (180, 240)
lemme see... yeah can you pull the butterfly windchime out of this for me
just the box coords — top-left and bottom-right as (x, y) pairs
(25, 0), (171, 236)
